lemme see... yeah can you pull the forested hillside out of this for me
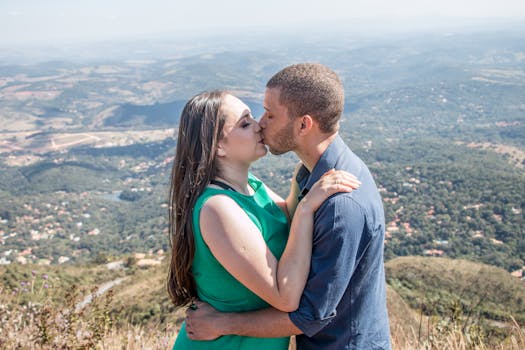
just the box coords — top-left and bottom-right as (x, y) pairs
(0, 28), (523, 273)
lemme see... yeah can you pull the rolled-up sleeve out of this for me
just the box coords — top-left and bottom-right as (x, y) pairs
(289, 194), (365, 337)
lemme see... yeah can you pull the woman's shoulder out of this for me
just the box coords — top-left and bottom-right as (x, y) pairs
(198, 191), (244, 218)
(195, 186), (233, 205)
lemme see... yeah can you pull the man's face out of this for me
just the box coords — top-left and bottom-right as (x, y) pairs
(259, 87), (297, 155)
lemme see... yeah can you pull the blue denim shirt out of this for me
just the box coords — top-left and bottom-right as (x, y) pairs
(289, 135), (391, 350)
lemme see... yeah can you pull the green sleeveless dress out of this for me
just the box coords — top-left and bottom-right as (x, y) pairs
(173, 173), (290, 350)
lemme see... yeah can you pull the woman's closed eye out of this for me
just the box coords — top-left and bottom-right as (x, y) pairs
(240, 115), (256, 128)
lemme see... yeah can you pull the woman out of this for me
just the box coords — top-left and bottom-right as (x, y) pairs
(168, 91), (360, 349)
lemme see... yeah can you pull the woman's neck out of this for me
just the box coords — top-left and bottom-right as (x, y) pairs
(215, 163), (252, 195)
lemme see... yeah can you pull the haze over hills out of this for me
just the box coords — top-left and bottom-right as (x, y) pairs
(1, 25), (523, 272)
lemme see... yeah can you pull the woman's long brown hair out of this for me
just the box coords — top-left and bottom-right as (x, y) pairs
(167, 90), (226, 306)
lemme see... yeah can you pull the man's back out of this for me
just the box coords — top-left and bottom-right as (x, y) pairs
(291, 135), (391, 350)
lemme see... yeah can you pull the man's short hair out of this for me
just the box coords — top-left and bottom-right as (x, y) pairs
(266, 63), (344, 133)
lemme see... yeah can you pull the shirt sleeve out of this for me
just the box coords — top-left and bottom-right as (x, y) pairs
(289, 194), (365, 337)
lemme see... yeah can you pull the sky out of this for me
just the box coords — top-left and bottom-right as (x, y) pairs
(1, 0), (525, 46)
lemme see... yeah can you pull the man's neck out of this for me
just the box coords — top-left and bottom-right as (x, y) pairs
(295, 132), (338, 172)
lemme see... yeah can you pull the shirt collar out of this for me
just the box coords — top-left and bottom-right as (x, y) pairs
(297, 135), (346, 201)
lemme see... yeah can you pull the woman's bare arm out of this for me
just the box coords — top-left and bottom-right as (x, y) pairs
(200, 170), (360, 312)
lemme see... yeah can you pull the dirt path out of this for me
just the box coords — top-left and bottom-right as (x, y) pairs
(75, 277), (127, 312)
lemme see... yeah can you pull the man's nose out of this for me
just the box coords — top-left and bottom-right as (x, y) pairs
(259, 115), (266, 129)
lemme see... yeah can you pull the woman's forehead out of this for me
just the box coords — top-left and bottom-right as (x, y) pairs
(222, 94), (250, 122)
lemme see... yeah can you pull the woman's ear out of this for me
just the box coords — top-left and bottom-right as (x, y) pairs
(217, 141), (226, 157)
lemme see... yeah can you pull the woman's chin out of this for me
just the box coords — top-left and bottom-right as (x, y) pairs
(256, 146), (268, 159)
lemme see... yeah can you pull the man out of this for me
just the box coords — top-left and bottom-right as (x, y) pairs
(186, 63), (391, 349)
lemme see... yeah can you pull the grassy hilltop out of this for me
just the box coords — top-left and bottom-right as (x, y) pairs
(1, 256), (524, 349)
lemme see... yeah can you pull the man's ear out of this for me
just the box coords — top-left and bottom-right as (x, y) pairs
(298, 115), (314, 135)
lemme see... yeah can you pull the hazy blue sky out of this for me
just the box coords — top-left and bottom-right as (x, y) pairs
(2, 0), (525, 46)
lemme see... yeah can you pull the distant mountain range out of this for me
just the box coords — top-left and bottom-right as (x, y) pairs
(100, 98), (267, 128)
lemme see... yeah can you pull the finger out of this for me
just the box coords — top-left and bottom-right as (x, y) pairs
(322, 175), (357, 187)
(345, 179), (361, 189)
(331, 172), (358, 182)
(336, 174), (360, 186)
(338, 179), (361, 190)
(330, 172), (359, 184)
(321, 168), (336, 178)
(326, 180), (359, 193)
(341, 172), (358, 181)
(344, 174), (361, 183)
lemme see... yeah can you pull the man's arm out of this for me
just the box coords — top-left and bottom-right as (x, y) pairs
(288, 195), (364, 336)
(186, 301), (302, 340)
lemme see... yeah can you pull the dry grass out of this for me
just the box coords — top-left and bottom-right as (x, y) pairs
(98, 324), (179, 349)
(1, 263), (523, 349)
(0, 281), (178, 349)
(390, 315), (525, 350)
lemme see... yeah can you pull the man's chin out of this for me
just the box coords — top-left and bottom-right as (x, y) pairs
(264, 141), (290, 155)
(268, 147), (288, 156)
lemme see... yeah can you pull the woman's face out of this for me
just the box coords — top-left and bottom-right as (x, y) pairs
(218, 94), (267, 165)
